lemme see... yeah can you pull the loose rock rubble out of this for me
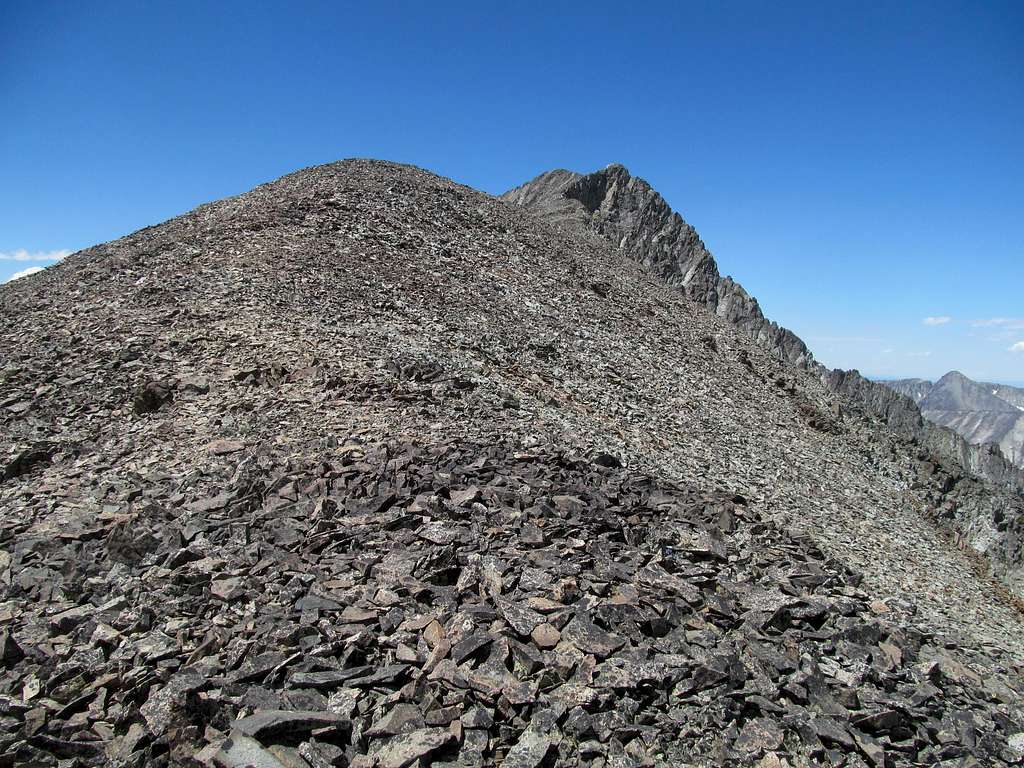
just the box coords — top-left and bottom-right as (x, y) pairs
(504, 164), (1024, 591)
(1, 159), (1023, 766)
(2, 439), (1023, 767)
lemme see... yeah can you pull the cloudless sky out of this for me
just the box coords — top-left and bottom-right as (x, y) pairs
(2, 1), (1022, 383)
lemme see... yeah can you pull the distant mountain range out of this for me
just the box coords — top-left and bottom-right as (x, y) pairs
(883, 371), (1024, 466)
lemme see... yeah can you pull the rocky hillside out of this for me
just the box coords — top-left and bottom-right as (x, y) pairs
(505, 164), (1024, 591)
(2, 160), (1024, 767)
(883, 373), (1024, 467)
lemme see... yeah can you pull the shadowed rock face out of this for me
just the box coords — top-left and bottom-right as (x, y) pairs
(504, 163), (1024, 590)
(1, 159), (1024, 766)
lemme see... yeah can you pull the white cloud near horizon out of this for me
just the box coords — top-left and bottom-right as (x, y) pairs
(922, 316), (952, 326)
(0, 249), (70, 262)
(5, 265), (45, 282)
(974, 318), (1024, 330)
(1010, 342), (1024, 354)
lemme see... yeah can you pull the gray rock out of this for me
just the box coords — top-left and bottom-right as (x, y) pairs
(503, 726), (554, 767)
(561, 615), (625, 658)
(366, 704), (425, 737)
(495, 597), (545, 637)
(734, 718), (784, 753)
(290, 667), (376, 689)
(232, 710), (351, 740)
(369, 727), (454, 768)
(215, 734), (289, 768)
(134, 380), (174, 415)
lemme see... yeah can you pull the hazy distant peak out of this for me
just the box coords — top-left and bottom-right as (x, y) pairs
(926, 371), (1019, 413)
(883, 371), (1024, 467)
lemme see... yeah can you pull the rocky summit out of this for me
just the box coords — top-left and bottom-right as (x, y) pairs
(1, 159), (1023, 767)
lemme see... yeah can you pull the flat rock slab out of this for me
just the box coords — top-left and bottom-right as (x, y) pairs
(365, 703), (425, 737)
(495, 597), (545, 636)
(214, 734), (288, 768)
(232, 710), (351, 740)
(734, 717), (785, 753)
(207, 439), (245, 455)
(290, 666), (375, 689)
(561, 614), (625, 658)
(370, 727), (454, 768)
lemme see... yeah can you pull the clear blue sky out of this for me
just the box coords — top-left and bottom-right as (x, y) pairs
(2, 1), (1022, 383)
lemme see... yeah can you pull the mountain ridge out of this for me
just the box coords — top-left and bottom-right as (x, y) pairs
(2, 158), (1024, 766)
(502, 164), (814, 368)
(504, 163), (1024, 584)
(503, 165), (1024, 483)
